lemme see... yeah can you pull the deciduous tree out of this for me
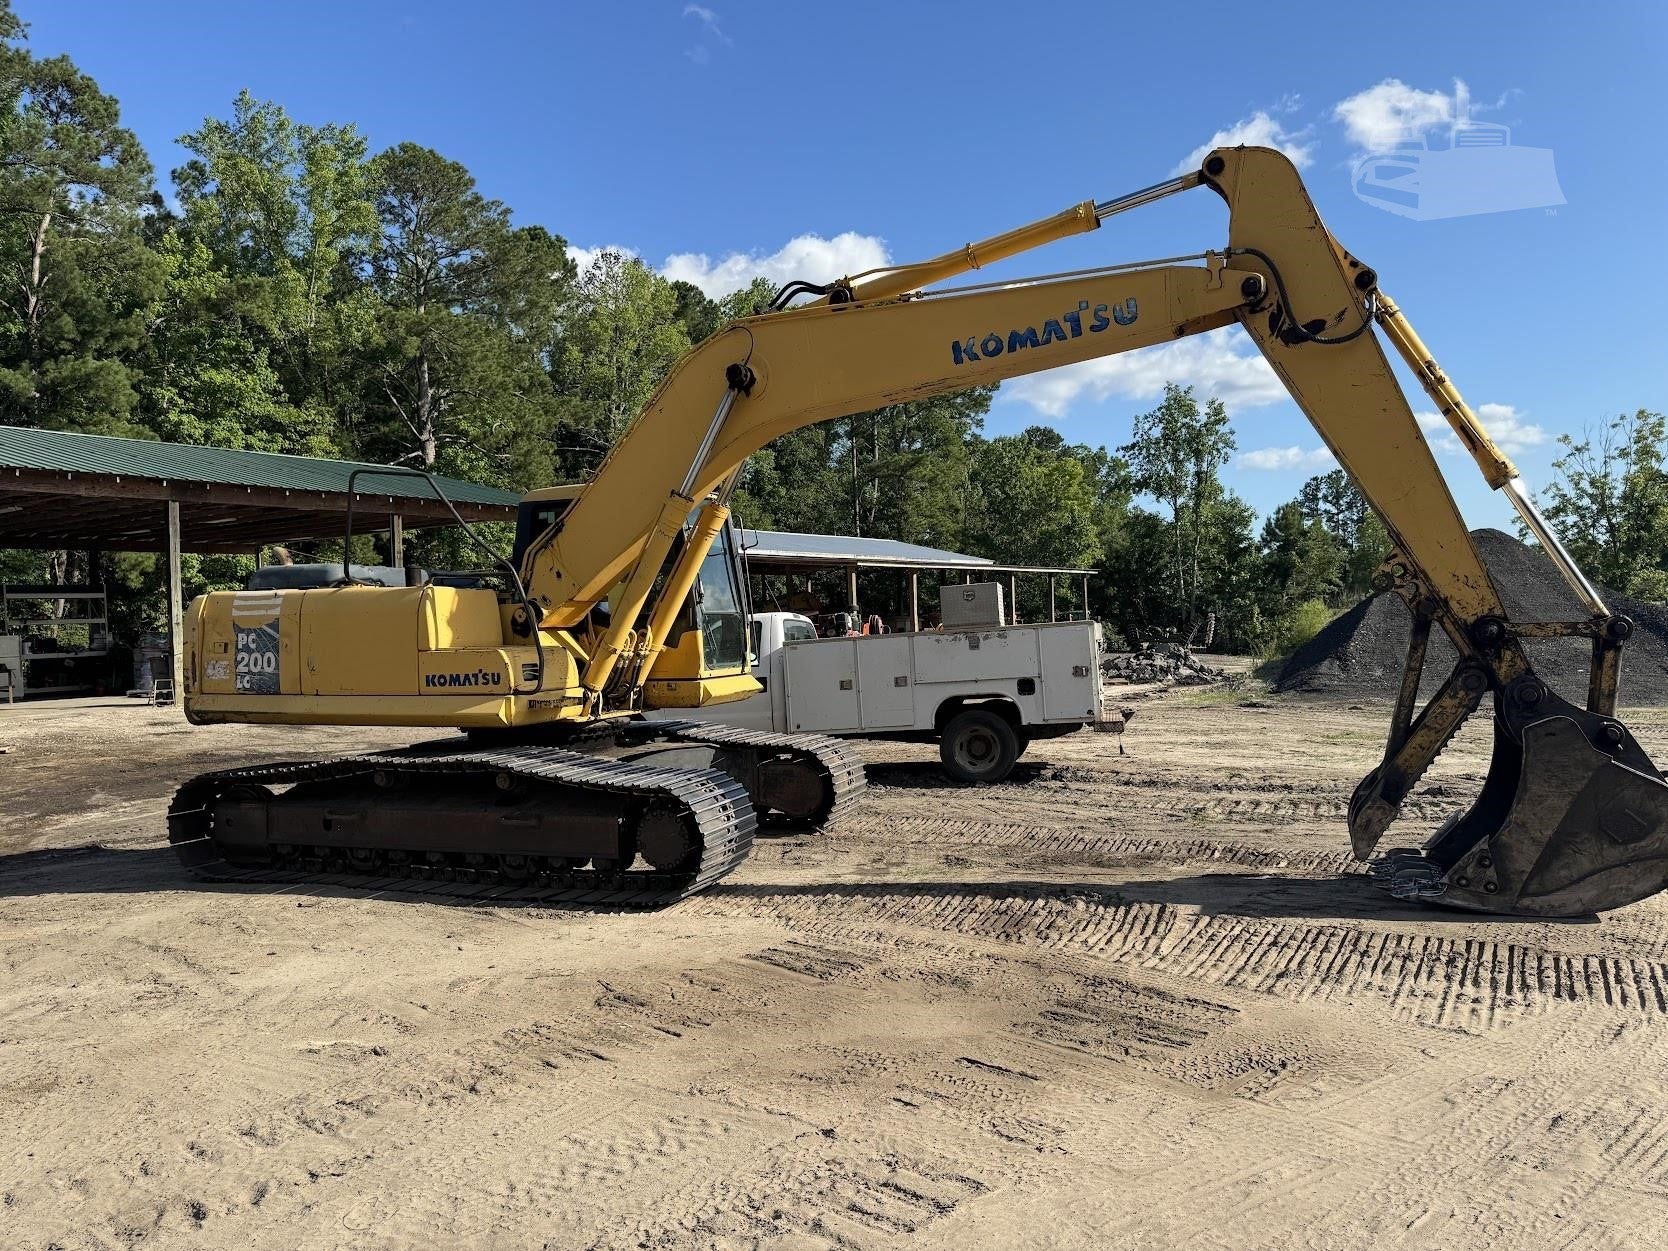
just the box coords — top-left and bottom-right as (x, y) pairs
(1534, 409), (1668, 600)
(0, 6), (159, 430)
(1121, 382), (1234, 629)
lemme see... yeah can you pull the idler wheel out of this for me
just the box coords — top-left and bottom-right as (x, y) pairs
(636, 805), (699, 873)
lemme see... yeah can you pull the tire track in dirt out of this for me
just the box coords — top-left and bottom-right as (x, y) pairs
(830, 815), (1363, 874)
(620, 1135), (994, 1249)
(1183, 795), (1453, 824)
(691, 887), (1668, 1032)
(1295, 1014), (1668, 1249)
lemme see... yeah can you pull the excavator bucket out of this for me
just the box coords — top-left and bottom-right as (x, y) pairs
(1357, 673), (1668, 917)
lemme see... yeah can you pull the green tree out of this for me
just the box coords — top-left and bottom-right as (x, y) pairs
(140, 231), (332, 453)
(0, 7), (160, 430)
(359, 142), (571, 485)
(1296, 468), (1387, 600)
(551, 250), (689, 470)
(1195, 493), (1263, 651)
(1120, 382), (1234, 629)
(1534, 409), (1668, 598)
(838, 388), (990, 544)
(1258, 501), (1342, 614)
(668, 278), (721, 344)
(735, 419), (847, 534)
(160, 91), (379, 453)
(966, 424), (1102, 620)
(1100, 507), (1169, 644)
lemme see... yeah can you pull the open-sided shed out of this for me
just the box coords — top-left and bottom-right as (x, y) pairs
(740, 528), (1095, 631)
(0, 426), (519, 698)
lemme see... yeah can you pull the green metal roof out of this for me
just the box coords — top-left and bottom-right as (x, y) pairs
(0, 425), (522, 507)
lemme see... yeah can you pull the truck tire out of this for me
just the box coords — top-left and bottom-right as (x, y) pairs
(940, 709), (1021, 784)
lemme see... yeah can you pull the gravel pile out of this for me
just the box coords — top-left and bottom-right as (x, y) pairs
(1275, 529), (1668, 705)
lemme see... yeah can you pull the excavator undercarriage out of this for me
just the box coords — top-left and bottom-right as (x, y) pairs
(169, 722), (864, 906)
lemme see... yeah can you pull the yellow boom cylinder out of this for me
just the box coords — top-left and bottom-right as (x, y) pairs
(834, 200), (1101, 305)
(579, 491), (693, 703)
(1374, 292), (1517, 490)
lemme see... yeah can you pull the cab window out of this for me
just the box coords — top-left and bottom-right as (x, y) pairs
(695, 532), (747, 671)
(783, 618), (817, 643)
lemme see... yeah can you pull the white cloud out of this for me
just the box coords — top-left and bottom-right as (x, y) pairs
(567, 232), (891, 300)
(1416, 401), (1547, 454)
(1237, 445), (1337, 472)
(1334, 79), (1458, 151)
(1174, 110), (1316, 175)
(1003, 327), (1286, 419)
(660, 231), (890, 298)
(567, 243), (637, 274)
(682, 4), (731, 45)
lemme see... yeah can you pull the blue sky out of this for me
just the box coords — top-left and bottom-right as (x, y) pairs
(25, 2), (1668, 529)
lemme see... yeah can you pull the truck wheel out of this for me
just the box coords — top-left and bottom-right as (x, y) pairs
(940, 709), (1021, 784)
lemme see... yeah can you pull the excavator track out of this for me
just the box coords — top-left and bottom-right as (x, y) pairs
(168, 744), (755, 907)
(166, 725), (865, 907)
(649, 720), (867, 824)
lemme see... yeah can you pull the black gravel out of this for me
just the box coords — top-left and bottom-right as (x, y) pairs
(1275, 529), (1668, 705)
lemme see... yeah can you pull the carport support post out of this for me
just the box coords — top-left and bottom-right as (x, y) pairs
(909, 571), (920, 632)
(390, 512), (404, 567)
(1049, 576), (1057, 623)
(846, 565), (858, 614)
(166, 499), (183, 703)
(1081, 575), (1090, 620)
(1008, 573), (1018, 625)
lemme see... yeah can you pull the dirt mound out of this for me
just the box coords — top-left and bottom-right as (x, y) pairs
(1276, 529), (1668, 705)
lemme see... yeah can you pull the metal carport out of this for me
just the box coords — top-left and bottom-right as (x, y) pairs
(0, 426), (519, 700)
(739, 529), (1095, 631)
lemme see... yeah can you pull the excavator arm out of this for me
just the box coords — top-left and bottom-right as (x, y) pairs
(523, 145), (1668, 917)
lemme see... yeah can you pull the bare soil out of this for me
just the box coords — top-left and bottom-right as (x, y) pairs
(4, 689), (1668, 1249)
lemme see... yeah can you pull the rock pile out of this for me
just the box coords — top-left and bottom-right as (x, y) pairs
(1276, 529), (1668, 705)
(1103, 639), (1228, 686)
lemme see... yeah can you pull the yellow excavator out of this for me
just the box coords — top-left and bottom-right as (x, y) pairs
(172, 146), (1668, 917)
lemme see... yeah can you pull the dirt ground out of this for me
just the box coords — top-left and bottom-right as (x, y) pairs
(4, 685), (1668, 1250)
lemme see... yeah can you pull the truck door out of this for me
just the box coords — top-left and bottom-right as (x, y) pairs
(855, 635), (914, 728)
(1038, 624), (1098, 721)
(785, 637), (862, 732)
(773, 616), (815, 731)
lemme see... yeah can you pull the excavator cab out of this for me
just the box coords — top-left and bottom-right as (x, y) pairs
(513, 485), (757, 708)
(638, 519), (757, 707)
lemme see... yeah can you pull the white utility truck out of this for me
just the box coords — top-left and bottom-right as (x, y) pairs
(658, 598), (1120, 783)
